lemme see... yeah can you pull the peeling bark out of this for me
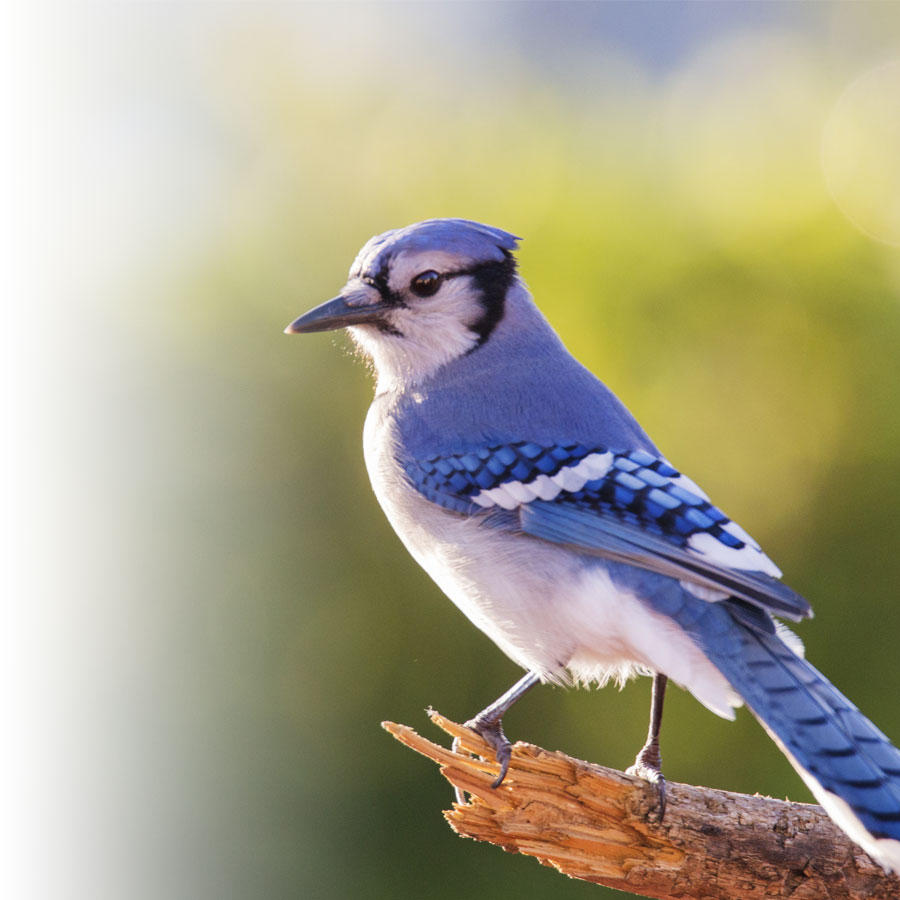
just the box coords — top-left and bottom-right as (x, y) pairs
(382, 712), (900, 899)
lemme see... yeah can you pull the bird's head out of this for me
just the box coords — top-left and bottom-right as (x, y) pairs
(286, 219), (521, 389)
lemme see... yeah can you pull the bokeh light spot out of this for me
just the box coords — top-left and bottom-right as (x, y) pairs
(822, 60), (900, 247)
(663, 31), (831, 251)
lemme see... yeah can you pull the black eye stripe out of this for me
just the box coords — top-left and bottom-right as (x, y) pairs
(465, 252), (517, 348)
(363, 270), (407, 309)
(361, 255), (515, 326)
(363, 260), (499, 291)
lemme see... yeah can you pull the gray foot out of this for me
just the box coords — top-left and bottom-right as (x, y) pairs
(627, 750), (667, 822)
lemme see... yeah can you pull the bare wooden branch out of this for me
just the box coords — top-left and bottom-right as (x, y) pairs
(382, 712), (900, 900)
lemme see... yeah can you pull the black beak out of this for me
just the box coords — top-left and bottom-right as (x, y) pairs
(284, 294), (391, 334)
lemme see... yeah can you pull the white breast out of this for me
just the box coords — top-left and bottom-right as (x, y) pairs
(363, 405), (739, 717)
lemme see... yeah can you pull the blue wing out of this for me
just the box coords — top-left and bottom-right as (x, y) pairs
(403, 441), (811, 623)
(405, 441), (900, 863)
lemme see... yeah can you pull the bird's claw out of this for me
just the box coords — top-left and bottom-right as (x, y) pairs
(451, 715), (513, 803)
(627, 757), (667, 822)
(487, 738), (512, 789)
(451, 734), (467, 805)
(466, 714), (514, 787)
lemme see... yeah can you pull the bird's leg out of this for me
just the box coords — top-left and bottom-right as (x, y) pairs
(452, 671), (540, 802)
(627, 672), (668, 821)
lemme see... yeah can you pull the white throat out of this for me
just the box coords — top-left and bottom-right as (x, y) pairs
(348, 279), (484, 392)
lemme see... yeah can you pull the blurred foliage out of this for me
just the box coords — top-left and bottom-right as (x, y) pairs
(39, 4), (900, 900)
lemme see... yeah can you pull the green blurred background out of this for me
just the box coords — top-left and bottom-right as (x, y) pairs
(13, 3), (900, 899)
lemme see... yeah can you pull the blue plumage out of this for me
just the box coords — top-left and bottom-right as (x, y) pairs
(353, 219), (519, 273)
(287, 218), (900, 872)
(713, 621), (900, 840)
(403, 442), (810, 621)
(409, 443), (735, 541)
(605, 558), (900, 841)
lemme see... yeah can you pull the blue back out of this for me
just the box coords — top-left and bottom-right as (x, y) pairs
(390, 286), (658, 458)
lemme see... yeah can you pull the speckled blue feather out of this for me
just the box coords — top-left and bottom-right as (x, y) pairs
(604, 560), (900, 842)
(408, 442), (735, 541)
(402, 440), (810, 621)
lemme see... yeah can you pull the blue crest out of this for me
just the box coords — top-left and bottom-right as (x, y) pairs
(350, 219), (520, 279)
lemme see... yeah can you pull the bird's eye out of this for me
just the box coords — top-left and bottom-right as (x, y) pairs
(410, 270), (442, 298)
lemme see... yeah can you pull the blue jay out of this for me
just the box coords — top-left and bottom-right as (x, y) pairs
(286, 218), (900, 872)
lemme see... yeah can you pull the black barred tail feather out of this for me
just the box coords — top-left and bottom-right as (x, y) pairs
(709, 625), (900, 873)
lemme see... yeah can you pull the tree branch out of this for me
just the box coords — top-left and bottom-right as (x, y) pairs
(382, 712), (899, 899)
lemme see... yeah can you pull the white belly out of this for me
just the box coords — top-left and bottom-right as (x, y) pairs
(363, 409), (739, 718)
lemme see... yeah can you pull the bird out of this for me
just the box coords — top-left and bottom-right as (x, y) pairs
(285, 218), (900, 872)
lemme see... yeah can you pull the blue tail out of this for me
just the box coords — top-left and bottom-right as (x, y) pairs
(707, 620), (900, 872)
